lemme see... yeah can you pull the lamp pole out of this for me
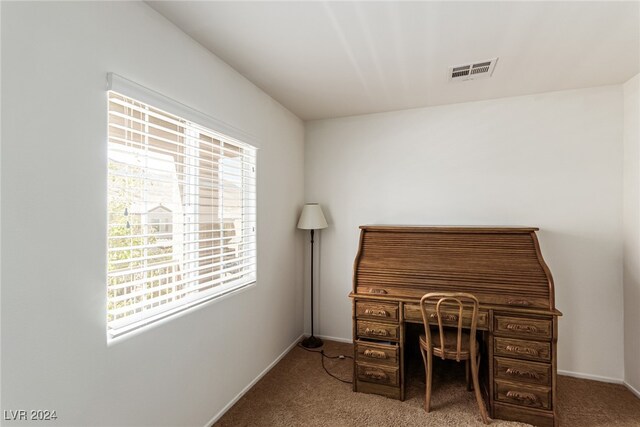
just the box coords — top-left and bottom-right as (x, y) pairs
(302, 229), (322, 348)
(297, 203), (327, 349)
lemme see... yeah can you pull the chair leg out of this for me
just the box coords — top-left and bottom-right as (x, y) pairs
(470, 351), (489, 424)
(419, 345), (432, 413)
(469, 352), (481, 391)
(466, 359), (471, 391)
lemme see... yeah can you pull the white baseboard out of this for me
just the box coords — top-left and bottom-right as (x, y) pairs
(203, 333), (304, 427)
(315, 333), (352, 344)
(562, 371), (640, 398)
(558, 369), (623, 384)
(624, 381), (640, 399)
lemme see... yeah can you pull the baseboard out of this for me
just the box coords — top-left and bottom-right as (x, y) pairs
(314, 343), (640, 398)
(306, 341), (635, 390)
(204, 333), (304, 427)
(623, 381), (640, 399)
(558, 369), (623, 384)
(315, 333), (352, 344)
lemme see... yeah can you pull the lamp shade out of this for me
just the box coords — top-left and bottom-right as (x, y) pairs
(297, 203), (328, 230)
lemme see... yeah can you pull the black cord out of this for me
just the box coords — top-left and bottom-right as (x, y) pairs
(297, 343), (353, 384)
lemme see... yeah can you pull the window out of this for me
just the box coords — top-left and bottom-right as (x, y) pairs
(107, 83), (257, 339)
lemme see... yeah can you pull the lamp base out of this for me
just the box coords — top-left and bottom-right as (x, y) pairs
(300, 335), (324, 349)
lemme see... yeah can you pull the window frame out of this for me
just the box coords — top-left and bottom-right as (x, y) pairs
(106, 73), (259, 340)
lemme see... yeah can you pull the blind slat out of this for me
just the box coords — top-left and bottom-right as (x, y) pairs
(108, 130), (257, 168)
(108, 262), (257, 310)
(107, 277), (254, 335)
(108, 235), (256, 255)
(109, 248), (257, 279)
(108, 228), (256, 242)
(107, 167), (257, 191)
(108, 257), (257, 298)
(107, 93), (258, 153)
(107, 112), (257, 159)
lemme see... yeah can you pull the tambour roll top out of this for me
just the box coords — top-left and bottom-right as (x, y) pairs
(353, 226), (556, 312)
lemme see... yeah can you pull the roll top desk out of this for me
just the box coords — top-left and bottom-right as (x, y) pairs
(349, 226), (561, 426)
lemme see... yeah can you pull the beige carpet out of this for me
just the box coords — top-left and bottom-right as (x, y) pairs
(215, 340), (640, 426)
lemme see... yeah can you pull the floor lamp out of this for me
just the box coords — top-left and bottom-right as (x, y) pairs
(297, 203), (328, 348)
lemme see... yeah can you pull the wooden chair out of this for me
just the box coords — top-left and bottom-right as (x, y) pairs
(418, 292), (489, 424)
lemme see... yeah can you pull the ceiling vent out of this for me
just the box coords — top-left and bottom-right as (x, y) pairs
(449, 57), (498, 82)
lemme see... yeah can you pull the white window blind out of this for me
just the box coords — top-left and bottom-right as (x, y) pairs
(106, 80), (257, 339)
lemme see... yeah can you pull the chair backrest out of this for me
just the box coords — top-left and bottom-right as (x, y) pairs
(420, 292), (480, 362)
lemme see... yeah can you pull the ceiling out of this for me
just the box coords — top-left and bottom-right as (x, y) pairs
(149, 1), (640, 121)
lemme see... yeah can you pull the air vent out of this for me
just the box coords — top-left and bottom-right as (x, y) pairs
(449, 58), (498, 82)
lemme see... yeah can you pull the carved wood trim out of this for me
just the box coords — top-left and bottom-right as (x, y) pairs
(505, 345), (539, 357)
(363, 370), (388, 381)
(506, 368), (541, 380)
(364, 308), (389, 317)
(363, 349), (388, 359)
(429, 312), (458, 322)
(506, 390), (540, 404)
(506, 323), (538, 333)
(365, 328), (389, 337)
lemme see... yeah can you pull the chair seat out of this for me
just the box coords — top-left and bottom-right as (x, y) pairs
(419, 329), (478, 360)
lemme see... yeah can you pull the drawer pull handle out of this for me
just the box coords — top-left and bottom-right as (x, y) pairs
(429, 313), (458, 322)
(364, 349), (388, 359)
(365, 328), (389, 337)
(506, 390), (540, 404)
(364, 370), (388, 381)
(505, 345), (539, 357)
(364, 308), (389, 317)
(369, 288), (387, 295)
(506, 323), (538, 334)
(507, 299), (531, 307)
(506, 367), (541, 380)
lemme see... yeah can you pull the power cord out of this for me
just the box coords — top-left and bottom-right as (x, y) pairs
(297, 343), (353, 384)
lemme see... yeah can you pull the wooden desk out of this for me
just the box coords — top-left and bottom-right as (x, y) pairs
(349, 226), (561, 427)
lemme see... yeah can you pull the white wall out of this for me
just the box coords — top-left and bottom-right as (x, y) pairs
(623, 73), (640, 394)
(305, 86), (624, 380)
(1, 2), (304, 426)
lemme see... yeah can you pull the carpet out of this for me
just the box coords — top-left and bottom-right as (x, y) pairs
(215, 340), (640, 426)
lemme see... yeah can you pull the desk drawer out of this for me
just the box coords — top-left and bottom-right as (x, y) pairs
(357, 320), (399, 341)
(494, 315), (552, 340)
(403, 303), (488, 329)
(355, 341), (398, 367)
(356, 362), (399, 386)
(495, 379), (551, 410)
(494, 357), (551, 386)
(494, 337), (551, 362)
(356, 301), (399, 322)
